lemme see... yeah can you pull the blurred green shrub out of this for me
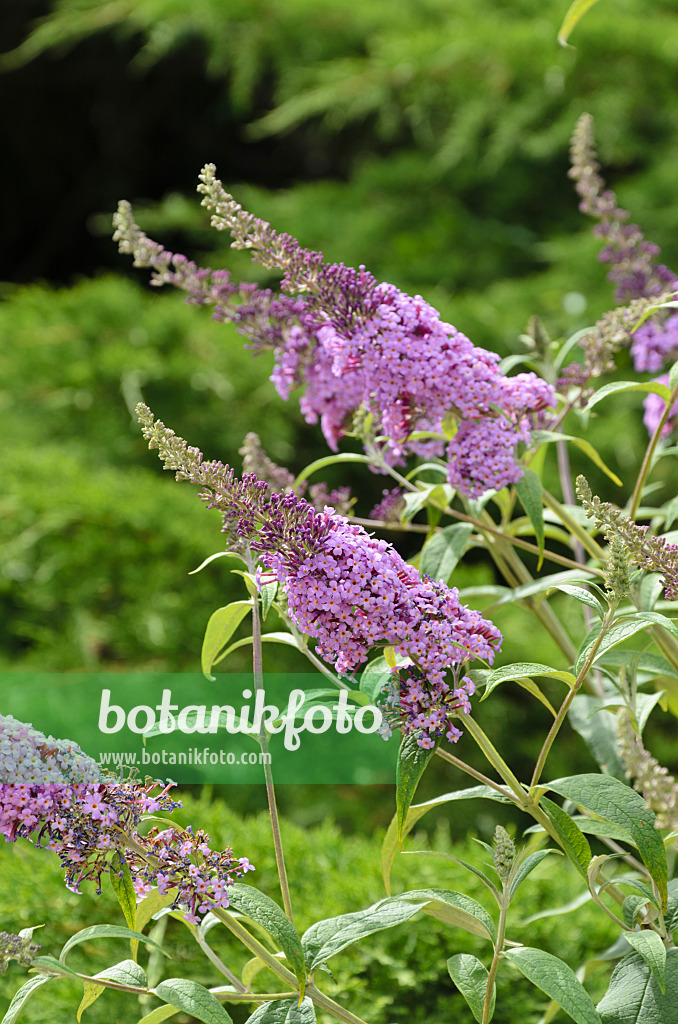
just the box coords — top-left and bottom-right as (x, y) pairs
(0, 791), (617, 1023)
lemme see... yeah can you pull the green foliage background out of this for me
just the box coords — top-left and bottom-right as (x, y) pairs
(2, 3), (678, 1017)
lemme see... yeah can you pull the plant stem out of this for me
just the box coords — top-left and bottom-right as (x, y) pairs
(434, 747), (516, 802)
(530, 615), (612, 788)
(462, 716), (529, 808)
(212, 910), (371, 1024)
(194, 931), (247, 991)
(246, 550), (295, 925)
(482, 899), (507, 1024)
(629, 378), (678, 519)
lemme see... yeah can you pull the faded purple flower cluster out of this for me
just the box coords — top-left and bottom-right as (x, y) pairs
(0, 714), (252, 921)
(568, 113), (678, 388)
(115, 179), (555, 499)
(577, 476), (678, 601)
(139, 406), (502, 745)
(370, 487), (406, 523)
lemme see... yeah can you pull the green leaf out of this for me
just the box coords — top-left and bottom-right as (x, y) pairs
(547, 584), (605, 616)
(587, 380), (672, 410)
(137, 1005), (180, 1024)
(597, 950), (678, 1023)
(154, 980), (233, 1024)
(516, 469), (545, 568)
(485, 569), (599, 610)
(77, 982), (105, 1022)
(201, 600), (252, 679)
(530, 431), (622, 486)
(358, 657), (391, 702)
(96, 959), (148, 988)
(30, 955), (82, 979)
(622, 895), (651, 929)
(504, 947), (601, 1024)
(1, 976), (53, 1024)
(246, 997), (317, 1023)
(622, 933), (667, 994)
(558, 0), (603, 46)
(292, 453), (372, 490)
(541, 797), (592, 880)
(547, 775), (668, 911)
(483, 663), (575, 700)
(388, 888), (495, 941)
(509, 850), (560, 899)
(60, 925), (170, 964)
(133, 888), (177, 961)
(665, 879), (678, 933)
(260, 580), (277, 621)
(301, 899), (428, 972)
(382, 785), (511, 894)
(420, 523), (473, 582)
(109, 852), (137, 957)
(188, 551), (233, 575)
(227, 884), (306, 997)
(575, 618), (657, 675)
(568, 695), (627, 780)
(447, 954), (493, 1024)
(213, 631), (301, 666)
(396, 733), (437, 845)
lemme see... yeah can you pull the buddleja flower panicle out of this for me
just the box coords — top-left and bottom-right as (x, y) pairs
(119, 170), (555, 498)
(567, 113), (678, 384)
(1, 713), (253, 922)
(617, 709), (678, 831)
(576, 476), (678, 600)
(140, 406), (502, 746)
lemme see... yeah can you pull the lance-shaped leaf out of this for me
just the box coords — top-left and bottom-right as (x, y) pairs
(587, 380), (672, 410)
(154, 980), (233, 1024)
(396, 733), (438, 845)
(227, 884), (306, 996)
(420, 523), (473, 582)
(381, 785), (511, 894)
(110, 853), (137, 932)
(245, 997), (316, 1023)
(60, 925), (170, 964)
(558, 0), (603, 46)
(547, 775), (667, 911)
(516, 469), (545, 568)
(509, 849), (561, 900)
(447, 954), (493, 1024)
(541, 796), (592, 880)
(505, 947), (601, 1024)
(622, 932), (667, 994)
(201, 600), (252, 680)
(388, 888), (495, 941)
(302, 899), (427, 973)
(483, 663), (575, 700)
(1, 976), (53, 1024)
(597, 950), (678, 1023)
(77, 982), (105, 1023)
(530, 430), (621, 486)
(137, 1006), (180, 1024)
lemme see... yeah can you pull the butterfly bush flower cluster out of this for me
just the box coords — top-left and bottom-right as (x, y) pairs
(138, 405), (502, 745)
(379, 664), (478, 748)
(115, 170), (555, 499)
(0, 714), (252, 921)
(568, 113), (678, 426)
(576, 476), (678, 600)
